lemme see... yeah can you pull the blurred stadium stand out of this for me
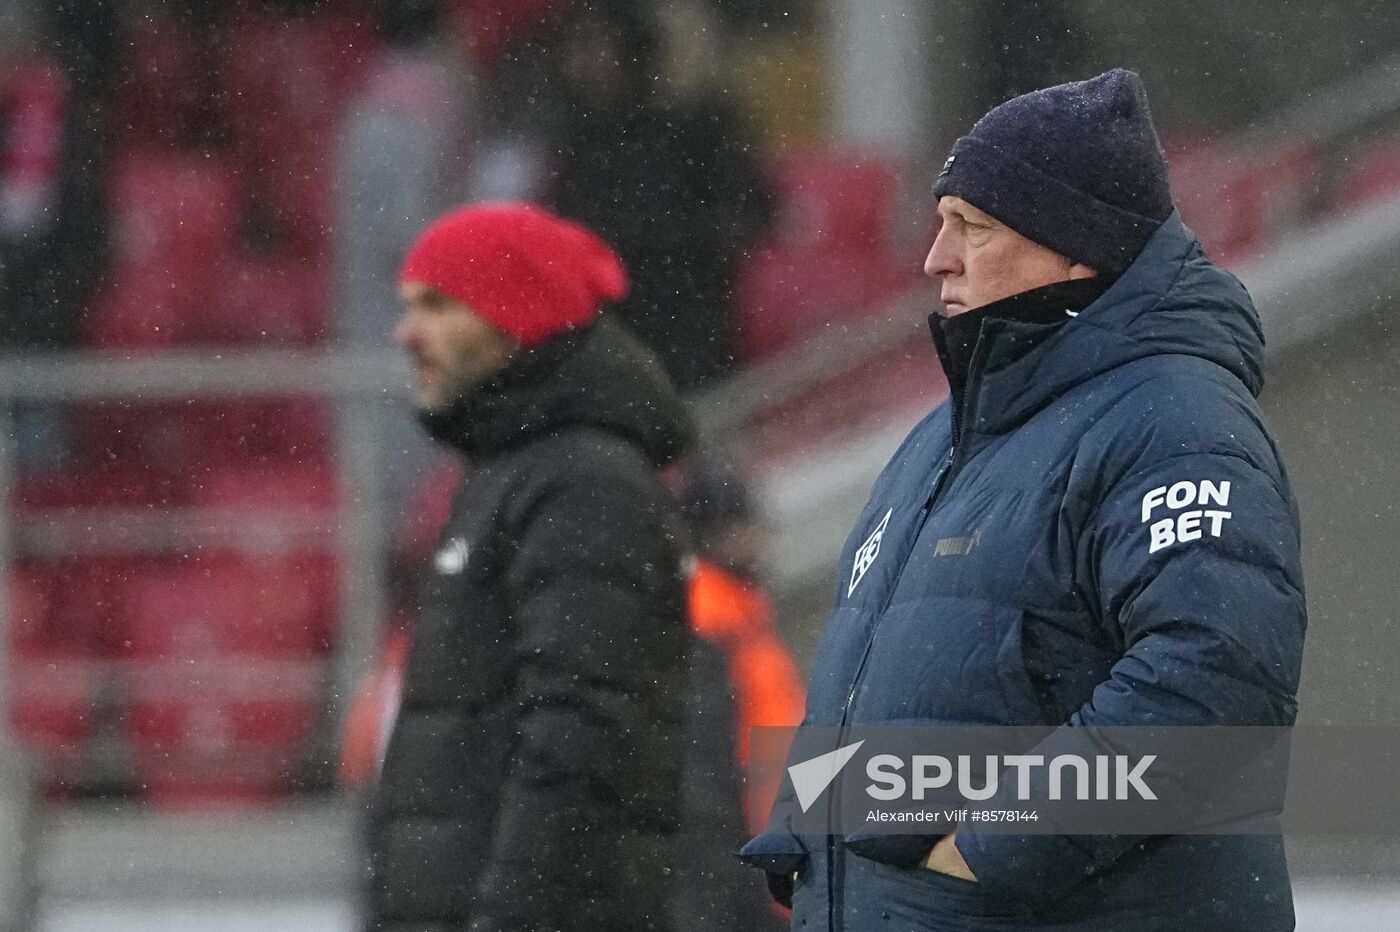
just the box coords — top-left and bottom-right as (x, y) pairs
(2, 0), (1400, 929)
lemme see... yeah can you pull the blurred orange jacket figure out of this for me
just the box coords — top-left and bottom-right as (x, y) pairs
(338, 628), (409, 792)
(687, 555), (804, 833)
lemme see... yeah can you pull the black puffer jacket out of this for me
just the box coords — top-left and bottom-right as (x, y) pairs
(365, 319), (693, 931)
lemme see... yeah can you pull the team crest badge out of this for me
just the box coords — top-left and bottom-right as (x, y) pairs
(849, 509), (892, 597)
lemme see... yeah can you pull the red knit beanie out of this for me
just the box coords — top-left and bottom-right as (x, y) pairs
(398, 202), (628, 347)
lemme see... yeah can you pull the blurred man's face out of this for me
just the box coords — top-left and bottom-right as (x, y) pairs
(395, 283), (519, 412)
(924, 196), (1095, 316)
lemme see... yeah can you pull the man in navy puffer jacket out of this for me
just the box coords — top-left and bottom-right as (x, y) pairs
(740, 69), (1306, 931)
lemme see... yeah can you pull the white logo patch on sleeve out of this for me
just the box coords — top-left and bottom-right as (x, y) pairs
(434, 536), (471, 575)
(849, 509), (893, 597)
(1139, 480), (1233, 554)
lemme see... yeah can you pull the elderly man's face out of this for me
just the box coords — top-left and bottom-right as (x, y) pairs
(395, 283), (519, 412)
(924, 196), (1095, 316)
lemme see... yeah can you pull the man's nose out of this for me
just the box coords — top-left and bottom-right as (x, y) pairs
(393, 314), (415, 347)
(924, 228), (957, 280)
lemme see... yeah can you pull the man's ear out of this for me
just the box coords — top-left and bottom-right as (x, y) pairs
(1067, 262), (1098, 280)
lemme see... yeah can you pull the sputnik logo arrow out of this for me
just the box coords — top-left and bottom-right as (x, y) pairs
(789, 740), (865, 812)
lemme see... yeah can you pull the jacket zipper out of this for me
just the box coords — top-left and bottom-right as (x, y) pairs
(839, 336), (986, 726)
(825, 337), (988, 931)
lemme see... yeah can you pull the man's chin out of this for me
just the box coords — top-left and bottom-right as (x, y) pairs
(411, 367), (495, 417)
(414, 378), (480, 417)
(414, 393), (452, 416)
(408, 380), (452, 412)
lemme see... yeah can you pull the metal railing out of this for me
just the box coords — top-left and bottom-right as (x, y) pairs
(0, 348), (410, 788)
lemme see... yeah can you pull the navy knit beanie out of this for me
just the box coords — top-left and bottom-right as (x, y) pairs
(932, 69), (1174, 274)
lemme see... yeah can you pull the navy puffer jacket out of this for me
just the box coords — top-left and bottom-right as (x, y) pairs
(743, 213), (1306, 931)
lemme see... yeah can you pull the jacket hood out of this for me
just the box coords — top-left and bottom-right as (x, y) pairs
(421, 317), (692, 466)
(965, 211), (1265, 438)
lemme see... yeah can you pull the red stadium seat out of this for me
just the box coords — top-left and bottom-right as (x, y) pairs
(84, 261), (201, 350)
(66, 398), (331, 489)
(737, 151), (917, 360)
(10, 556), (137, 769)
(66, 401), (194, 481)
(8, 568), (49, 651)
(48, 395), (336, 513)
(122, 555), (333, 660)
(120, 555), (335, 807)
(12, 558), (136, 656)
(741, 331), (947, 468)
(107, 148), (240, 271)
(1336, 134), (1400, 211)
(1171, 142), (1316, 266)
(8, 567), (103, 764)
(738, 247), (914, 359)
(12, 466), (160, 512)
(87, 150), (241, 350)
(9, 653), (98, 756)
(220, 11), (374, 258)
(188, 462), (339, 512)
(126, 659), (319, 808)
(178, 397), (332, 474)
(776, 152), (902, 249)
(197, 253), (328, 346)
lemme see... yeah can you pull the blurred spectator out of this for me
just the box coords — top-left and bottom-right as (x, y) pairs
(335, 0), (472, 346)
(0, 19), (61, 253)
(334, 0), (472, 510)
(367, 203), (693, 929)
(453, 1), (569, 206)
(3, 0), (116, 472)
(676, 459), (804, 931)
(545, 0), (773, 389)
(0, 4), (70, 347)
(221, 2), (374, 261)
(338, 624), (410, 792)
(34, 0), (118, 346)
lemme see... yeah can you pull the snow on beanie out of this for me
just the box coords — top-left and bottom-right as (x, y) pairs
(399, 202), (628, 347)
(932, 69), (1174, 274)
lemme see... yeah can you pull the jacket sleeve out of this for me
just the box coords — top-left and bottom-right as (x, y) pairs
(954, 448), (1307, 906)
(467, 472), (687, 931)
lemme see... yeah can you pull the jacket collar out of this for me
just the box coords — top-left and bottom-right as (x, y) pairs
(930, 276), (1114, 429)
(420, 318), (693, 466)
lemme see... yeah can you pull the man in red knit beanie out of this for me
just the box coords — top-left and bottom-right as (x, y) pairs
(395, 201), (630, 408)
(366, 201), (693, 932)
